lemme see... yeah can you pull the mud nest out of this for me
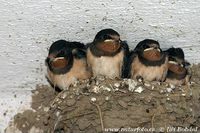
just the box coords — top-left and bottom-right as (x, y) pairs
(5, 64), (200, 133)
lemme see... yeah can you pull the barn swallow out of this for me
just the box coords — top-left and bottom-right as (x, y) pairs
(46, 40), (91, 91)
(127, 39), (168, 82)
(165, 47), (190, 85)
(86, 28), (129, 78)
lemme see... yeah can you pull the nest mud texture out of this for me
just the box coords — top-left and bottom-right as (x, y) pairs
(5, 64), (200, 133)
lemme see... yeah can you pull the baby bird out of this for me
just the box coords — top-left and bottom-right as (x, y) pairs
(127, 39), (168, 82)
(165, 47), (190, 85)
(87, 28), (129, 78)
(46, 40), (91, 91)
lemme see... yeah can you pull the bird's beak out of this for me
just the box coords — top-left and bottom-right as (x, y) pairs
(144, 47), (154, 52)
(156, 48), (161, 52)
(168, 61), (179, 65)
(53, 57), (65, 61)
(104, 39), (115, 43)
(144, 47), (161, 52)
(48, 53), (56, 59)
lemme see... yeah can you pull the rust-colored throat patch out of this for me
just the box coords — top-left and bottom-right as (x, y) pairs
(51, 57), (69, 69)
(168, 62), (186, 75)
(96, 40), (121, 53)
(143, 48), (161, 61)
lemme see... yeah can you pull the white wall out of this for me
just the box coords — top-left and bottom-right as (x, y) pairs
(0, 0), (200, 131)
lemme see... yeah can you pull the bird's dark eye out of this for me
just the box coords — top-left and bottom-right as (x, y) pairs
(57, 50), (66, 57)
(103, 34), (112, 40)
(143, 45), (150, 49)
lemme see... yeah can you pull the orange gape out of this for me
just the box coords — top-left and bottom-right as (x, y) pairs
(51, 58), (68, 69)
(168, 63), (186, 75)
(96, 42), (121, 53)
(143, 49), (161, 61)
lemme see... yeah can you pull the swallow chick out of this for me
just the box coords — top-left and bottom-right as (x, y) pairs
(165, 47), (190, 85)
(46, 40), (91, 91)
(128, 39), (168, 82)
(87, 28), (129, 78)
